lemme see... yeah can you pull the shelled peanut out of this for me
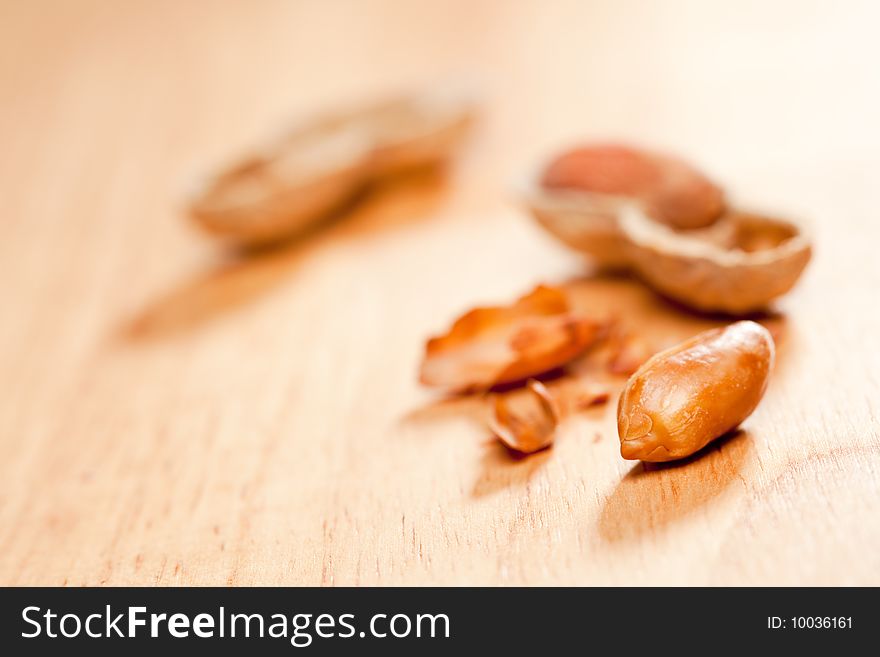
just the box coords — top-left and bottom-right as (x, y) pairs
(617, 321), (774, 462)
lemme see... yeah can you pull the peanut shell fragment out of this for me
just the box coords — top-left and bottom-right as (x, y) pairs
(188, 88), (476, 246)
(617, 320), (774, 462)
(419, 285), (603, 393)
(524, 186), (632, 268)
(489, 380), (560, 454)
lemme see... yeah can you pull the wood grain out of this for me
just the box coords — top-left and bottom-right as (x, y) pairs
(1, 0), (879, 585)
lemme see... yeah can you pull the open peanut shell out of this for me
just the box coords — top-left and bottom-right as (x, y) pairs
(363, 89), (477, 177)
(188, 88), (476, 247)
(520, 176), (633, 268)
(620, 205), (813, 314)
(521, 146), (812, 313)
(188, 126), (371, 246)
(521, 144), (726, 267)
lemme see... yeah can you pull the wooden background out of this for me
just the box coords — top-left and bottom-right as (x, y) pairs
(1, 0), (879, 586)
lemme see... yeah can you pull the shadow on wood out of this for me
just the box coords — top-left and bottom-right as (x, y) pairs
(471, 440), (552, 498)
(123, 167), (450, 339)
(399, 393), (488, 433)
(598, 429), (753, 543)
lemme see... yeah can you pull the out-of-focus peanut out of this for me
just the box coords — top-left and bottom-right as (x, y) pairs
(541, 143), (725, 229)
(523, 146), (813, 313)
(617, 320), (774, 462)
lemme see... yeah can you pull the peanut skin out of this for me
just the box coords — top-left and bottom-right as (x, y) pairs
(617, 321), (774, 462)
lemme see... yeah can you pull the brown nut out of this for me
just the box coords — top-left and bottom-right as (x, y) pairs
(523, 183), (812, 312)
(520, 143), (725, 269)
(522, 143), (813, 313)
(540, 144), (725, 229)
(188, 88), (475, 247)
(617, 320), (774, 462)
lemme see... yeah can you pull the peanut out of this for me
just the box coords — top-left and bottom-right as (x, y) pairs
(540, 144), (725, 229)
(524, 180), (812, 313)
(616, 320), (774, 462)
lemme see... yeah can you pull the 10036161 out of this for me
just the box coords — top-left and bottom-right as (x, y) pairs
(768, 617), (853, 630)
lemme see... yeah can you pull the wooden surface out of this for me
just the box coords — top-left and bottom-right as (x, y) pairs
(1, 0), (879, 586)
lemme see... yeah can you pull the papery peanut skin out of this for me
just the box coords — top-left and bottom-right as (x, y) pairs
(616, 321), (774, 462)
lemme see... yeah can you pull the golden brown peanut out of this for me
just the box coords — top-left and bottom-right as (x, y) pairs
(617, 320), (774, 462)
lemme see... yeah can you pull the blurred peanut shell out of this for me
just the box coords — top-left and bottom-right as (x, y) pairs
(188, 88), (476, 247)
(363, 89), (477, 177)
(523, 160), (812, 313)
(521, 179), (632, 268)
(620, 205), (812, 314)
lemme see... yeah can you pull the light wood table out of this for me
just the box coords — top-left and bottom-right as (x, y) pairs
(2, 0), (878, 585)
